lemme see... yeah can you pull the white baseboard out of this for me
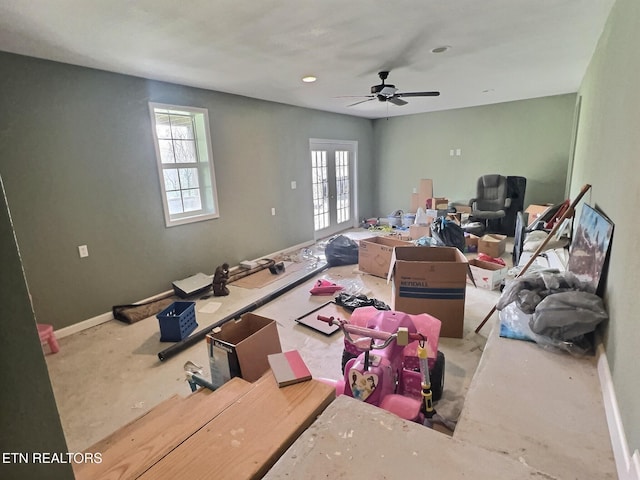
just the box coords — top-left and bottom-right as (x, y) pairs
(55, 311), (114, 339)
(54, 239), (317, 339)
(597, 342), (640, 480)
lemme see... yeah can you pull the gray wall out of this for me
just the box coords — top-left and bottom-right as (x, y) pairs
(372, 94), (576, 215)
(570, 0), (639, 455)
(0, 52), (375, 329)
(0, 177), (73, 480)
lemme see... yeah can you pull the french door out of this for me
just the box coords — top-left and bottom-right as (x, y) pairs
(310, 139), (357, 240)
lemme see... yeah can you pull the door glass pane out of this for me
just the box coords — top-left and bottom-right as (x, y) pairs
(311, 150), (329, 231)
(335, 150), (350, 224)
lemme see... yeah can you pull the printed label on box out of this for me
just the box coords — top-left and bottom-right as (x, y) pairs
(208, 336), (241, 389)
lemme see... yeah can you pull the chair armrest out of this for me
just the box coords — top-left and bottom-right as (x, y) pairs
(469, 198), (477, 207)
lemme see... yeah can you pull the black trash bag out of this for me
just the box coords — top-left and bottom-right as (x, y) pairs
(325, 235), (359, 266)
(334, 292), (390, 312)
(430, 217), (466, 252)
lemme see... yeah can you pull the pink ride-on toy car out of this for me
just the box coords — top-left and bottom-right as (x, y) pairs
(317, 306), (444, 424)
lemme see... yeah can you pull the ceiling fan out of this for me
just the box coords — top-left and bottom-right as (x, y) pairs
(345, 71), (440, 107)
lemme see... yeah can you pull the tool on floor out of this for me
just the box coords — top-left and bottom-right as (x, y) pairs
(417, 337), (456, 432)
(474, 183), (592, 333)
(184, 361), (217, 392)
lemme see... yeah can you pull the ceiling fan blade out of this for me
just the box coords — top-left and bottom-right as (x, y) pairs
(388, 97), (408, 106)
(334, 95), (374, 99)
(396, 91), (440, 98)
(347, 98), (375, 107)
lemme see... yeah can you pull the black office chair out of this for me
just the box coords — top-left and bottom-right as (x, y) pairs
(469, 174), (510, 233)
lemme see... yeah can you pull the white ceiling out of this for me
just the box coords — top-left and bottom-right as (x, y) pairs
(0, 0), (615, 119)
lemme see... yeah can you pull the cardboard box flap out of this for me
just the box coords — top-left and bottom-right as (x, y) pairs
(360, 235), (413, 279)
(210, 313), (282, 383)
(388, 246), (474, 285)
(388, 245), (470, 339)
(468, 258), (503, 286)
(468, 258), (508, 290)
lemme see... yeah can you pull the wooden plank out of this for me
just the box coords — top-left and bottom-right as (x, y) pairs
(138, 374), (335, 480)
(74, 377), (253, 480)
(78, 394), (182, 456)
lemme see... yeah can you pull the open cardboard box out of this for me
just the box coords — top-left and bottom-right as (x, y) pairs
(467, 258), (508, 290)
(207, 313), (282, 388)
(387, 246), (470, 338)
(478, 234), (507, 258)
(358, 235), (413, 278)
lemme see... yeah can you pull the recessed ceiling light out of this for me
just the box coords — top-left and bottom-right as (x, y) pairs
(431, 45), (451, 54)
(302, 76), (317, 83)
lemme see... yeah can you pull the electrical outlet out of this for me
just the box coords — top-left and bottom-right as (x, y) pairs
(291, 181), (297, 190)
(78, 245), (89, 258)
(271, 207), (276, 216)
(456, 148), (462, 156)
(449, 149), (454, 156)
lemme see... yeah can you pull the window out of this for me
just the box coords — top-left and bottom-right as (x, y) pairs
(149, 103), (219, 227)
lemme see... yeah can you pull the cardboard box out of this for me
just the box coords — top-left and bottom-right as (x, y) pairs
(478, 234), (507, 258)
(426, 197), (449, 210)
(453, 204), (472, 214)
(409, 224), (432, 240)
(358, 236), (413, 278)
(416, 179), (434, 211)
(468, 259), (508, 290)
(525, 204), (553, 227)
(465, 233), (479, 253)
(388, 246), (469, 338)
(207, 313), (282, 388)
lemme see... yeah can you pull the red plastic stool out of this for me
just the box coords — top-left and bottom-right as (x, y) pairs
(37, 323), (60, 354)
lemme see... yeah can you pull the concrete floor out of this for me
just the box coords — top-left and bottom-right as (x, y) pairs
(44, 230), (501, 453)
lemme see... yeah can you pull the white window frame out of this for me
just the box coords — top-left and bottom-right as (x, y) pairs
(149, 102), (220, 227)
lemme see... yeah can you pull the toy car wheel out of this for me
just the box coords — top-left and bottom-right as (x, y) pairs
(431, 351), (445, 401)
(342, 350), (357, 373)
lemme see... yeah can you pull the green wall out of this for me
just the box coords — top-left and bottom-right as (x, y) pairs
(570, 0), (640, 456)
(2, 5), (637, 464)
(0, 177), (73, 480)
(372, 95), (576, 215)
(0, 52), (375, 329)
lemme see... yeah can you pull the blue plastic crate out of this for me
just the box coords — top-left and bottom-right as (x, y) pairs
(157, 301), (198, 342)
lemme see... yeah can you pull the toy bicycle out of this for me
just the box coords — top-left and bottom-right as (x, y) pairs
(318, 306), (453, 429)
